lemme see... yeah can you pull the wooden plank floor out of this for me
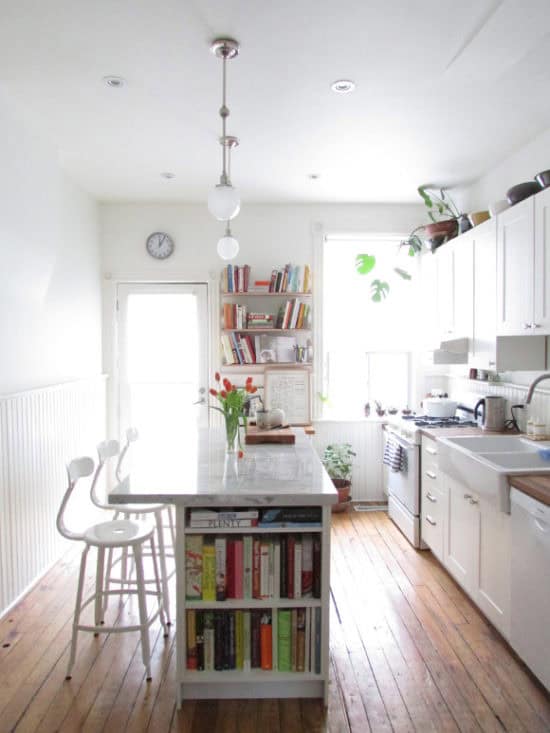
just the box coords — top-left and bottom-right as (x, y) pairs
(1, 510), (549, 732)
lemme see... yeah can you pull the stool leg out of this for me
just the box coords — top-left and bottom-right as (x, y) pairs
(94, 547), (105, 632)
(149, 536), (168, 636)
(66, 545), (89, 680)
(154, 510), (171, 625)
(103, 547), (114, 617)
(134, 543), (152, 680)
(167, 505), (176, 549)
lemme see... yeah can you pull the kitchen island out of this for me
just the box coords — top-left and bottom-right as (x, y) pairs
(110, 428), (337, 704)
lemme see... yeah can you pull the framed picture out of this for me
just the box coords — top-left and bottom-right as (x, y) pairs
(264, 367), (311, 425)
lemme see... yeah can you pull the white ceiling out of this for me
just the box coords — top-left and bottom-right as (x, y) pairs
(1, 0), (550, 203)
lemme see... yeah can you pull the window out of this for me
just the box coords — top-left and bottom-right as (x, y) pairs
(321, 235), (419, 419)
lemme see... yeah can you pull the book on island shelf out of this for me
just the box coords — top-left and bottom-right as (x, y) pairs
(184, 532), (321, 601)
(186, 607), (320, 674)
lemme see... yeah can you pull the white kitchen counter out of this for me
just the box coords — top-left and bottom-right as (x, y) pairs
(109, 428), (337, 507)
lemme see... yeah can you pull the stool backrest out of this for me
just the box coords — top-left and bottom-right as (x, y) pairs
(91, 439), (121, 508)
(57, 456), (95, 541)
(115, 427), (139, 482)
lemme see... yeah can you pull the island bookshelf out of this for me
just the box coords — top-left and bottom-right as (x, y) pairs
(175, 503), (332, 703)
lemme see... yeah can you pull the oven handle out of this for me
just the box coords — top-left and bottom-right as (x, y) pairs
(385, 429), (417, 452)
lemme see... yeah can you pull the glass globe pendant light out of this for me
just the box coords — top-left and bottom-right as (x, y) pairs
(208, 39), (241, 222)
(217, 221), (239, 260)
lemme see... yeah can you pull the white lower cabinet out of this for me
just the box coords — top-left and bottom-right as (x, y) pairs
(445, 477), (479, 596)
(476, 497), (511, 637)
(421, 462), (511, 639)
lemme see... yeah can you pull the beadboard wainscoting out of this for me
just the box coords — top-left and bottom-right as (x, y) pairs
(0, 376), (107, 618)
(312, 420), (385, 502)
(446, 375), (550, 432)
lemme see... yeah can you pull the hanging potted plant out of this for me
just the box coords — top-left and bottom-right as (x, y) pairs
(417, 185), (464, 250)
(322, 443), (356, 513)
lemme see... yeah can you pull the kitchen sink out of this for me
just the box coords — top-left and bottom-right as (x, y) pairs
(437, 435), (550, 513)
(477, 451), (550, 470)
(439, 435), (539, 453)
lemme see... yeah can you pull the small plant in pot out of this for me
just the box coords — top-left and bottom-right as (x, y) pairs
(322, 443), (356, 513)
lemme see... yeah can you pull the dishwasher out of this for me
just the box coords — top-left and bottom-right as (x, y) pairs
(510, 488), (550, 691)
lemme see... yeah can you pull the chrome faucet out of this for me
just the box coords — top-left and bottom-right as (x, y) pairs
(525, 373), (550, 404)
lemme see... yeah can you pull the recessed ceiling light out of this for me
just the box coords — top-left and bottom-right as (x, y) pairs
(160, 172), (176, 179)
(308, 173), (320, 180)
(331, 79), (355, 94)
(103, 76), (126, 88)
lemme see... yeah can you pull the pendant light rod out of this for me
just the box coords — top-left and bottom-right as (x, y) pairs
(211, 38), (239, 186)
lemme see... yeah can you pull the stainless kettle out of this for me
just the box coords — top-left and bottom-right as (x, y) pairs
(474, 396), (505, 431)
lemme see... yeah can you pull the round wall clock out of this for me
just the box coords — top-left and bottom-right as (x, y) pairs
(145, 232), (175, 260)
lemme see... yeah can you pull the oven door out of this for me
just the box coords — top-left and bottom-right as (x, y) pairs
(386, 431), (420, 516)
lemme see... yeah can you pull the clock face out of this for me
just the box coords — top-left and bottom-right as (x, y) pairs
(146, 232), (175, 260)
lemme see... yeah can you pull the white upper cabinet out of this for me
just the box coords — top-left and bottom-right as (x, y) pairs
(497, 189), (550, 335)
(435, 237), (473, 341)
(534, 186), (550, 331)
(471, 219), (497, 369)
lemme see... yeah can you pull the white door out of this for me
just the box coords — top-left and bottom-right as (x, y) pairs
(117, 283), (209, 471)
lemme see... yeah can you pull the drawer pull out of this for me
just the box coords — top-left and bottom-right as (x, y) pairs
(464, 493), (472, 500)
(425, 446), (437, 455)
(469, 498), (479, 505)
(425, 471), (437, 480)
(426, 516), (436, 526)
(426, 492), (437, 503)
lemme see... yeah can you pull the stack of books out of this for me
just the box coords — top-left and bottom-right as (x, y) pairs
(246, 313), (274, 329)
(185, 607), (322, 674)
(274, 300), (310, 329)
(269, 264), (311, 293)
(188, 509), (259, 529)
(184, 533), (322, 601)
(223, 264), (251, 293)
(221, 332), (256, 365)
(223, 303), (247, 329)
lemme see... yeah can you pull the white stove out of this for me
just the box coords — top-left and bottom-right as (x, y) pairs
(383, 410), (478, 548)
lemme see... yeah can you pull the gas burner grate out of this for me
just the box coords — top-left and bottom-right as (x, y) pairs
(413, 416), (478, 428)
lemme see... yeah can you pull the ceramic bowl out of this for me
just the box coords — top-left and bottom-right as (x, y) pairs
(535, 170), (550, 189)
(506, 181), (541, 205)
(489, 200), (510, 217)
(468, 211), (490, 227)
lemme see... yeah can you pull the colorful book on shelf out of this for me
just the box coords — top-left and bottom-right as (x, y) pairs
(277, 609), (291, 672)
(185, 535), (203, 600)
(260, 612), (273, 670)
(186, 610), (197, 669)
(204, 611), (215, 671)
(259, 507), (322, 526)
(215, 537), (227, 601)
(243, 535), (253, 599)
(313, 536), (322, 599)
(202, 541), (216, 602)
(196, 611), (205, 671)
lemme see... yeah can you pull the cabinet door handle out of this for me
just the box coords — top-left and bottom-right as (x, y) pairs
(425, 446), (437, 455)
(464, 493), (472, 500)
(425, 471), (437, 480)
(488, 361), (495, 366)
(469, 498), (479, 505)
(426, 492), (437, 503)
(532, 323), (541, 329)
(523, 323), (532, 330)
(426, 516), (436, 526)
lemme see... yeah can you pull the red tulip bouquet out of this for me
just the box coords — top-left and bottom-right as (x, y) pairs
(209, 373), (258, 455)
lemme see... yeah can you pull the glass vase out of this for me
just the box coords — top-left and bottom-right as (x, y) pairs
(224, 410), (241, 453)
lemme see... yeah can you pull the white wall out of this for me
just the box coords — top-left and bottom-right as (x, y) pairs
(464, 125), (550, 212)
(0, 96), (101, 394)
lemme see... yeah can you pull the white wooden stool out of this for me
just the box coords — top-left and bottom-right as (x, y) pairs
(58, 457), (167, 681)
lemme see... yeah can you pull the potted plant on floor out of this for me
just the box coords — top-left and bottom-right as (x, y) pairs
(322, 443), (356, 513)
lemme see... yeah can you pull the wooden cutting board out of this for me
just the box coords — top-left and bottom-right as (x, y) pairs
(245, 425), (295, 444)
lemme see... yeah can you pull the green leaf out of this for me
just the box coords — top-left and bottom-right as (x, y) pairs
(355, 254), (376, 275)
(394, 267), (412, 280)
(418, 186), (433, 209)
(370, 279), (390, 302)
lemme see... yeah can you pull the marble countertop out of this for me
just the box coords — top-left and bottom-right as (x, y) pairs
(109, 429), (337, 508)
